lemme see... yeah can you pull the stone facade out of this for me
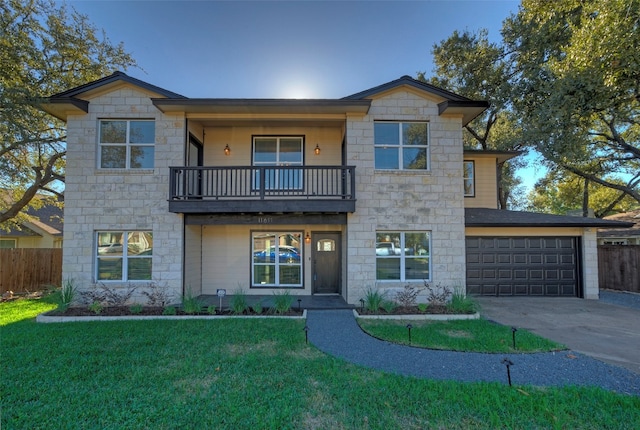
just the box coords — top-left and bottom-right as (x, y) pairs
(62, 85), (184, 302)
(346, 90), (466, 303)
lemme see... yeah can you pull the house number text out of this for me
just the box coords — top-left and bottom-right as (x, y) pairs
(257, 217), (273, 224)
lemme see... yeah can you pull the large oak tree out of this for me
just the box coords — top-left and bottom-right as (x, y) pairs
(0, 0), (136, 228)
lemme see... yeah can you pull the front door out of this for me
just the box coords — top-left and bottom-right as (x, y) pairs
(312, 232), (341, 294)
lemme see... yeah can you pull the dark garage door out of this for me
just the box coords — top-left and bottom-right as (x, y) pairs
(466, 237), (581, 297)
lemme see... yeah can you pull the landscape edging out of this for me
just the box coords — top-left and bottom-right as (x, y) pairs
(353, 310), (480, 320)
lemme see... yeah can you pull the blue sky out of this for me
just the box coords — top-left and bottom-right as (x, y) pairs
(68, 0), (518, 98)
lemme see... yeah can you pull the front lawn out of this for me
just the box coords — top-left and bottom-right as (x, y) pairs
(1, 298), (638, 429)
(358, 318), (564, 353)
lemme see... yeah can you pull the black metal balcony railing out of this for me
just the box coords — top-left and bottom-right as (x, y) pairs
(169, 166), (355, 207)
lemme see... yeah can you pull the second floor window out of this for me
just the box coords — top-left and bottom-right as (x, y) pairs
(253, 136), (303, 190)
(99, 120), (155, 169)
(463, 161), (475, 196)
(374, 122), (429, 170)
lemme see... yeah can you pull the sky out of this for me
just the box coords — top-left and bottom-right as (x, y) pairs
(65, 0), (538, 188)
(67, 0), (519, 99)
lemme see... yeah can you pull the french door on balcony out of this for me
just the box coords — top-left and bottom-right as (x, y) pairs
(253, 136), (303, 191)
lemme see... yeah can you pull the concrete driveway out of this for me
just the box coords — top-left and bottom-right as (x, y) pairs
(476, 294), (640, 375)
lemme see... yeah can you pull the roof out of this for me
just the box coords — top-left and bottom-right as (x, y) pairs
(0, 202), (64, 237)
(39, 73), (488, 125)
(465, 208), (635, 228)
(599, 209), (640, 238)
(463, 149), (523, 164)
(39, 71), (186, 121)
(343, 75), (489, 126)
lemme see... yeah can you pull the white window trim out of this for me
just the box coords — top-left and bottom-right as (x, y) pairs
(376, 231), (431, 282)
(463, 160), (475, 197)
(98, 119), (155, 169)
(0, 238), (17, 249)
(374, 121), (430, 171)
(95, 231), (153, 282)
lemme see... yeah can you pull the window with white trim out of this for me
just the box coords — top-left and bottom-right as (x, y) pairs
(96, 231), (153, 281)
(252, 232), (302, 287)
(374, 122), (429, 170)
(463, 161), (475, 196)
(376, 232), (430, 281)
(99, 120), (155, 169)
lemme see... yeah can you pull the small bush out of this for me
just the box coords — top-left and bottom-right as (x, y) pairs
(141, 280), (174, 307)
(417, 303), (428, 313)
(163, 306), (177, 316)
(182, 292), (203, 315)
(448, 288), (476, 314)
(424, 281), (452, 307)
(382, 300), (397, 313)
(79, 283), (137, 307)
(395, 284), (422, 308)
(272, 291), (293, 314)
(56, 278), (77, 311)
(207, 305), (217, 315)
(252, 301), (263, 315)
(129, 304), (143, 314)
(230, 287), (248, 315)
(89, 301), (103, 315)
(363, 288), (386, 313)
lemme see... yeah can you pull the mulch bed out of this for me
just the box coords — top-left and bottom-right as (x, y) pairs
(47, 306), (303, 317)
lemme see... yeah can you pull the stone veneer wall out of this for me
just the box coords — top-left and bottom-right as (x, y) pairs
(581, 228), (599, 299)
(62, 86), (185, 303)
(345, 90), (467, 304)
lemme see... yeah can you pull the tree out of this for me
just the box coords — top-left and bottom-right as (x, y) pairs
(503, 0), (640, 207)
(420, 29), (526, 209)
(526, 169), (638, 217)
(0, 0), (136, 228)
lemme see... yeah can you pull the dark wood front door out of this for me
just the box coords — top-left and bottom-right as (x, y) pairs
(312, 232), (341, 294)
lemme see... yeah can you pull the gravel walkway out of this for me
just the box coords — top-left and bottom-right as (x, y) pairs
(306, 310), (640, 396)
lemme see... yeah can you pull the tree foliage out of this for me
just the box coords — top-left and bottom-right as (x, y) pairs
(420, 29), (526, 209)
(0, 0), (136, 227)
(503, 0), (640, 207)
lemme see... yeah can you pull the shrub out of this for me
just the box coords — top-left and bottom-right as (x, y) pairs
(207, 305), (217, 315)
(182, 292), (203, 315)
(382, 300), (397, 314)
(272, 291), (293, 314)
(230, 287), (248, 315)
(141, 280), (174, 307)
(89, 301), (103, 315)
(129, 304), (143, 314)
(162, 306), (177, 316)
(56, 278), (77, 311)
(424, 281), (452, 307)
(417, 303), (428, 313)
(252, 301), (263, 315)
(362, 288), (386, 313)
(448, 287), (477, 314)
(395, 284), (422, 308)
(79, 283), (137, 307)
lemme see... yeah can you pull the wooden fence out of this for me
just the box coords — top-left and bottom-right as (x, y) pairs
(598, 245), (640, 293)
(0, 248), (62, 294)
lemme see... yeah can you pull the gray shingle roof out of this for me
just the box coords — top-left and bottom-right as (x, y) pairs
(465, 208), (634, 228)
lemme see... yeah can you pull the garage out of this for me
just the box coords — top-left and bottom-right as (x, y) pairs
(466, 236), (581, 297)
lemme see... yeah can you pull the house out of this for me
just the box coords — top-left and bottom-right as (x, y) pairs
(0, 200), (63, 249)
(39, 72), (632, 304)
(598, 209), (640, 245)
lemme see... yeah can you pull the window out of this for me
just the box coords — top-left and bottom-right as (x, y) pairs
(96, 231), (153, 281)
(376, 232), (430, 281)
(463, 161), (475, 196)
(0, 239), (16, 249)
(374, 122), (428, 170)
(99, 120), (155, 169)
(253, 137), (303, 190)
(252, 232), (302, 287)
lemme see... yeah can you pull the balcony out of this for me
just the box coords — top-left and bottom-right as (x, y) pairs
(169, 165), (356, 213)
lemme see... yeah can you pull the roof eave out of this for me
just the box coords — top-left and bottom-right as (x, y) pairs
(151, 98), (372, 115)
(37, 97), (89, 122)
(438, 100), (490, 126)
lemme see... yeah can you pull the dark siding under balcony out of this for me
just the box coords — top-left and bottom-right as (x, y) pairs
(169, 166), (356, 213)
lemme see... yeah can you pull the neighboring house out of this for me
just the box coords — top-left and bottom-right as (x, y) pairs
(0, 202), (63, 249)
(598, 209), (640, 245)
(39, 72), (631, 303)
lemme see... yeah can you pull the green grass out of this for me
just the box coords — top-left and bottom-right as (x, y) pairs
(1, 298), (638, 429)
(358, 318), (565, 353)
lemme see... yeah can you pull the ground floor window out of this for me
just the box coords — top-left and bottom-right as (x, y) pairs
(96, 231), (153, 281)
(252, 232), (302, 287)
(376, 231), (430, 281)
(0, 239), (16, 249)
